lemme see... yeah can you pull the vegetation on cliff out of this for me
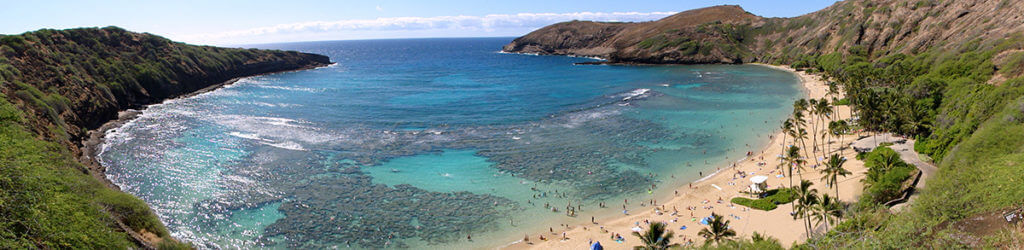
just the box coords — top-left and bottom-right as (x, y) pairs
(509, 0), (1024, 247)
(0, 27), (328, 248)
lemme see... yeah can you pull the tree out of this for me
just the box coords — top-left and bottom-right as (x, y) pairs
(861, 147), (904, 187)
(779, 118), (794, 165)
(820, 154), (851, 200)
(750, 231), (780, 246)
(698, 213), (736, 245)
(813, 194), (843, 232)
(780, 146), (805, 211)
(792, 128), (809, 178)
(791, 113), (811, 166)
(632, 222), (678, 249)
(792, 100), (812, 161)
(793, 180), (819, 237)
(815, 98), (832, 155)
(808, 98), (820, 163)
(828, 120), (850, 154)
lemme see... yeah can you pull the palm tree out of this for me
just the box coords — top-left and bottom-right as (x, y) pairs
(827, 82), (840, 117)
(813, 194), (843, 232)
(815, 98), (832, 154)
(632, 222), (678, 249)
(779, 118), (794, 165)
(876, 149), (903, 172)
(832, 120), (849, 153)
(827, 121), (839, 154)
(791, 112), (811, 165)
(750, 231), (780, 246)
(793, 180), (819, 238)
(820, 154), (851, 200)
(807, 98), (820, 160)
(780, 146), (805, 211)
(792, 128), (809, 178)
(698, 213), (736, 245)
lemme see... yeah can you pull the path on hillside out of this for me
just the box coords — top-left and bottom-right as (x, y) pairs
(851, 133), (938, 210)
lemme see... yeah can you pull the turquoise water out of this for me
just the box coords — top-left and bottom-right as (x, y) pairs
(98, 38), (801, 248)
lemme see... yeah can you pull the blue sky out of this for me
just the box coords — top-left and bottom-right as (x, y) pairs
(0, 0), (838, 45)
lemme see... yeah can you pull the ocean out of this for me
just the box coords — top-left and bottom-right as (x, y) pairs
(98, 37), (802, 249)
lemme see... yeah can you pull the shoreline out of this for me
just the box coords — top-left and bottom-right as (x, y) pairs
(511, 63), (866, 249)
(74, 63), (332, 246)
(79, 63), (333, 191)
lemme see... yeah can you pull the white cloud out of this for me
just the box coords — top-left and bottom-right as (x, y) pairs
(375, 5), (383, 11)
(173, 11), (675, 45)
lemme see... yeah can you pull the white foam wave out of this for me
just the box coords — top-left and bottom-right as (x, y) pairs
(621, 88), (651, 102)
(567, 54), (607, 61)
(228, 132), (268, 141)
(260, 141), (306, 151)
(558, 109), (621, 128)
(251, 101), (302, 108)
(256, 85), (324, 93)
(497, 51), (540, 56)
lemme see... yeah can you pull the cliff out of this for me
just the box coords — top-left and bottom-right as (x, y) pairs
(503, 5), (761, 63)
(505, 1), (1024, 66)
(0, 27), (329, 248)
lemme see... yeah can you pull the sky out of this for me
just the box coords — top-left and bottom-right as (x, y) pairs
(0, 0), (838, 46)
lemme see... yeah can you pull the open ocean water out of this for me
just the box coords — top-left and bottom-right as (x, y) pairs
(98, 38), (801, 249)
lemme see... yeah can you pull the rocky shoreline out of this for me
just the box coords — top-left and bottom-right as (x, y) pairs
(75, 63), (332, 247)
(77, 64), (331, 192)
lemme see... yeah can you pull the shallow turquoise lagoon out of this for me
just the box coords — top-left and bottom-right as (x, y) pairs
(99, 38), (801, 248)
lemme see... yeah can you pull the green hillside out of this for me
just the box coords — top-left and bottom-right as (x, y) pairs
(0, 27), (328, 248)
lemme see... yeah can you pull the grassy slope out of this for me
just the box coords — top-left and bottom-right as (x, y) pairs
(0, 96), (163, 248)
(800, 36), (1024, 249)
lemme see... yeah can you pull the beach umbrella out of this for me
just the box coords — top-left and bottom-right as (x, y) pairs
(631, 226), (643, 232)
(590, 241), (603, 250)
(679, 226), (687, 230)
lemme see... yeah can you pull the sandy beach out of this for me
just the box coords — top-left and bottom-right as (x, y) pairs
(505, 64), (866, 249)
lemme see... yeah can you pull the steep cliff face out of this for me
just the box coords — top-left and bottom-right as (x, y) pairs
(505, 0), (1024, 66)
(0, 26), (329, 248)
(753, 0), (1024, 64)
(503, 5), (761, 63)
(501, 20), (634, 57)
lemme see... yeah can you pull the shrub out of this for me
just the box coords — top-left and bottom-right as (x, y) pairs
(764, 188), (797, 204)
(731, 197), (778, 211)
(731, 188), (794, 211)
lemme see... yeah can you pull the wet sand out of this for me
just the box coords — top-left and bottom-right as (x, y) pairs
(505, 64), (867, 249)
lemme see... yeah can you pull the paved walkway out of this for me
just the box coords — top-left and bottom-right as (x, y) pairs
(851, 133), (939, 211)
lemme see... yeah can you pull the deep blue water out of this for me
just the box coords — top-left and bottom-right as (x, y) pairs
(99, 38), (801, 248)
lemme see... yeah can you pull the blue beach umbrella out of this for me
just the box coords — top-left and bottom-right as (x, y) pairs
(591, 241), (603, 250)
